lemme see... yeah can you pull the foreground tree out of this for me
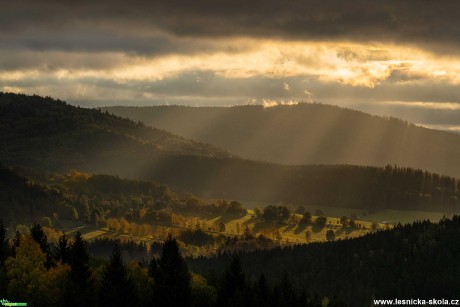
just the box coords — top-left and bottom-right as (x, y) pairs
(99, 244), (137, 307)
(56, 233), (71, 264)
(0, 219), (9, 294)
(254, 274), (270, 307)
(65, 231), (94, 306)
(5, 235), (48, 304)
(218, 256), (248, 307)
(30, 222), (54, 268)
(152, 234), (191, 307)
(0, 219), (8, 265)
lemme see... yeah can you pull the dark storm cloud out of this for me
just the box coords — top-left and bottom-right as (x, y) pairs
(2, 0), (460, 54)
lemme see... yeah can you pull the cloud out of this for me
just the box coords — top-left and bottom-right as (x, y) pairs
(261, 99), (300, 108)
(2, 1), (460, 54)
(2, 1), (460, 130)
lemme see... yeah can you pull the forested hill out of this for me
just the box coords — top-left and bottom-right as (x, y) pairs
(2, 92), (460, 213)
(0, 92), (229, 172)
(0, 164), (63, 224)
(104, 104), (460, 178)
(188, 216), (460, 306)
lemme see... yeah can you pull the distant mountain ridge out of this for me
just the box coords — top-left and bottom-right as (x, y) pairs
(2, 92), (460, 213)
(104, 103), (460, 178)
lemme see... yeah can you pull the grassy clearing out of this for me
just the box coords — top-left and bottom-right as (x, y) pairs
(81, 230), (107, 241)
(206, 199), (455, 226)
(199, 212), (387, 244)
(61, 207), (451, 246)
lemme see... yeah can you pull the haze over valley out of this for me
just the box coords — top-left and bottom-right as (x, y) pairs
(105, 103), (460, 178)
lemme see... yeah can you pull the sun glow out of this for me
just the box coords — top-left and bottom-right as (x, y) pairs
(4, 39), (460, 104)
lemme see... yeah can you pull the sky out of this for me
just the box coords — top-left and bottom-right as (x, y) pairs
(2, 0), (460, 130)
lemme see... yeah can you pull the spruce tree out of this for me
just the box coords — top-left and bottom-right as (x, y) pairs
(218, 255), (247, 307)
(30, 222), (54, 268)
(148, 257), (157, 278)
(65, 231), (94, 307)
(0, 219), (7, 266)
(99, 244), (137, 307)
(152, 234), (191, 307)
(12, 230), (20, 256)
(254, 274), (270, 307)
(0, 219), (8, 294)
(56, 233), (70, 264)
(277, 274), (296, 307)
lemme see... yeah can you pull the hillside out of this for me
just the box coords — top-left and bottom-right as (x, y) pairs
(104, 104), (460, 178)
(0, 164), (68, 224)
(0, 92), (229, 174)
(188, 216), (460, 306)
(2, 93), (460, 214)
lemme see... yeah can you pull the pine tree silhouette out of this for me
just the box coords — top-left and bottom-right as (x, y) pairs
(152, 234), (191, 307)
(56, 233), (70, 264)
(218, 255), (248, 307)
(99, 244), (137, 307)
(65, 231), (94, 307)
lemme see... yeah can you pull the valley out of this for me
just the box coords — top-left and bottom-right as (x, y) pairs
(1, 93), (459, 306)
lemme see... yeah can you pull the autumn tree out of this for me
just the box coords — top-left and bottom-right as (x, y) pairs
(305, 230), (312, 243)
(326, 230), (335, 242)
(30, 222), (54, 269)
(340, 216), (349, 227)
(302, 211), (312, 224)
(315, 216), (327, 227)
(5, 235), (48, 304)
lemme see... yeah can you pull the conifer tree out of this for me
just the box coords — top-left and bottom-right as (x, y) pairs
(254, 274), (270, 307)
(56, 233), (70, 264)
(148, 257), (157, 278)
(218, 255), (248, 307)
(152, 234), (191, 307)
(99, 244), (137, 307)
(30, 222), (54, 268)
(65, 231), (94, 307)
(11, 230), (20, 256)
(0, 219), (9, 294)
(277, 274), (296, 307)
(0, 219), (7, 266)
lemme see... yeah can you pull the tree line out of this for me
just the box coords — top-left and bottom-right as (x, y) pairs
(189, 216), (460, 306)
(0, 221), (337, 307)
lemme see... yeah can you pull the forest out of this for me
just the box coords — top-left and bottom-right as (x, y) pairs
(189, 216), (460, 306)
(1, 92), (460, 306)
(1, 216), (460, 306)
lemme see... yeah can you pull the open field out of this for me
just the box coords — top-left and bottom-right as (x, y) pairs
(66, 210), (388, 246)
(207, 199), (456, 224)
(51, 205), (453, 247)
